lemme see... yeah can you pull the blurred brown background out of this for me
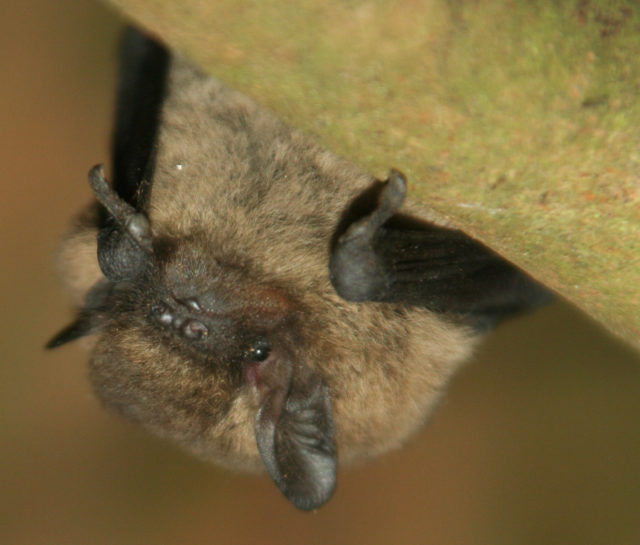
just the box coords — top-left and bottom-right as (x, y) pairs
(2, 1), (640, 544)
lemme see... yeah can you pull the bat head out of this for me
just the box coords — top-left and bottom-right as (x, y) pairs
(47, 30), (484, 511)
(48, 167), (336, 511)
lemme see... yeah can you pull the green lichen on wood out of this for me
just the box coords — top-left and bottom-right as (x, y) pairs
(108, 0), (640, 350)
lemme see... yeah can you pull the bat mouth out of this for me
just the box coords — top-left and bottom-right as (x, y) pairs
(150, 298), (215, 338)
(150, 300), (210, 340)
(147, 294), (240, 357)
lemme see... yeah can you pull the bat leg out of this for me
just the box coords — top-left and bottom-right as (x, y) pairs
(330, 170), (552, 330)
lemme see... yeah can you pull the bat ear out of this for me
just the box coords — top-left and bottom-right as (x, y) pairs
(255, 368), (336, 511)
(89, 165), (154, 282)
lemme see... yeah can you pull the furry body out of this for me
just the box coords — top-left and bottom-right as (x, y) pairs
(50, 30), (545, 509)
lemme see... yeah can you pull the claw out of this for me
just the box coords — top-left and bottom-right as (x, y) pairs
(340, 169), (406, 244)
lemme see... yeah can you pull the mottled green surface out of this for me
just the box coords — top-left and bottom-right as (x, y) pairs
(109, 0), (639, 349)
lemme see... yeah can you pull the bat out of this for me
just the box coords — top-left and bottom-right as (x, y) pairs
(47, 28), (550, 511)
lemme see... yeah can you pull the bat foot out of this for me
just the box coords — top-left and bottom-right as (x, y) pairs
(341, 169), (406, 243)
(329, 170), (406, 301)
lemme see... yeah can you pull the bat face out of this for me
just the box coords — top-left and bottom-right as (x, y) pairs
(48, 29), (548, 510)
(57, 170), (475, 509)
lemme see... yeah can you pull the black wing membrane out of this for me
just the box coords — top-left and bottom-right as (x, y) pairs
(46, 29), (169, 349)
(91, 28), (169, 284)
(92, 27), (169, 283)
(110, 26), (170, 211)
(330, 170), (552, 331)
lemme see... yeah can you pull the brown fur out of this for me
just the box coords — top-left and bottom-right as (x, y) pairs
(56, 53), (476, 475)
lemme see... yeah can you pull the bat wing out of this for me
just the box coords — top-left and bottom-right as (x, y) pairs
(110, 26), (169, 211)
(330, 170), (551, 330)
(47, 29), (169, 348)
(93, 28), (169, 282)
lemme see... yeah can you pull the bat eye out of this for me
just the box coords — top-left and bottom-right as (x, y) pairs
(247, 340), (271, 362)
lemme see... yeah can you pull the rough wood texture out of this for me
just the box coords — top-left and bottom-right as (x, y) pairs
(107, 0), (640, 350)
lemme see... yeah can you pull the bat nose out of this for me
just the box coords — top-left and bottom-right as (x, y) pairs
(182, 318), (209, 339)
